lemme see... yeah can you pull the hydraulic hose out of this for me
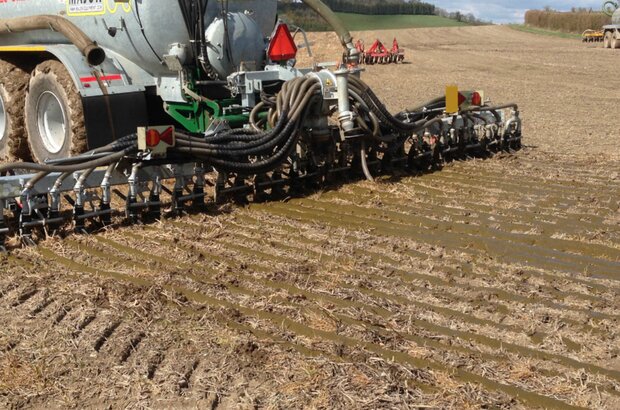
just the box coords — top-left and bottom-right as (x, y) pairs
(0, 15), (105, 66)
(0, 146), (136, 174)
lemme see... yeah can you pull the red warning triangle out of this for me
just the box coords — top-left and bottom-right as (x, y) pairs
(268, 24), (298, 62)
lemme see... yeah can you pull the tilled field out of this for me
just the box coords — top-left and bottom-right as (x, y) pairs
(1, 26), (619, 409)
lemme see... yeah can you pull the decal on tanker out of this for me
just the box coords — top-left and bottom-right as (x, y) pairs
(67, 0), (105, 16)
(67, 0), (131, 16)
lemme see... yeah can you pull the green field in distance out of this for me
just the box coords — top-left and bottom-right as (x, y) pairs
(336, 13), (469, 31)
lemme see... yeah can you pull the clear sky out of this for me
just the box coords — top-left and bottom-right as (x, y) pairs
(430, 0), (605, 23)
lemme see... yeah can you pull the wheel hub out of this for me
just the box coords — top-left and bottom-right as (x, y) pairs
(0, 92), (6, 142)
(36, 91), (67, 154)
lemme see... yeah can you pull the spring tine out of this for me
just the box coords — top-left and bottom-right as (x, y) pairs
(49, 173), (69, 221)
(172, 164), (186, 214)
(0, 200), (7, 253)
(100, 163), (116, 226)
(19, 187), (32, 240)
(126, 163), (142, 224)
(147, 168), (163, 220)
(214, 171), (227, 205)
(192, 164), (206, 209)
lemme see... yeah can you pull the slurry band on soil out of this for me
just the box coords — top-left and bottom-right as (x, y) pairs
(49, 230), (620, 387)
(34, 246), (592, 410)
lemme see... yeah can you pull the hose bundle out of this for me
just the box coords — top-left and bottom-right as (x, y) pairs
(171, 76), (321, 174)
(0, 76), (323, 178)
(347, 76), (440, 134)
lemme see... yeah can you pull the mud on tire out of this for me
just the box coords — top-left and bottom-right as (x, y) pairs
(0, 59), (31, 162)
(25, 60), (87, 163)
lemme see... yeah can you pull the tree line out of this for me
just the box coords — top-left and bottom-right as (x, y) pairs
(278, 0), (435, 16)
(276, 0), (489, 31)
(525, 9), (611, 33)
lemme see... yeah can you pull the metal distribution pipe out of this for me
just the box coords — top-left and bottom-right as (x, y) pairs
(0, 15), (105, 66)
(300, 0), (359, 63)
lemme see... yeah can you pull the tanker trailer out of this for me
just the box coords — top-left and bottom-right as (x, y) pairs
(0, 0), (521, 248)
(602, 2), (620, 48)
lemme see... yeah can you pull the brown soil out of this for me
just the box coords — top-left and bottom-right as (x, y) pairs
(1, 26), (619, 409)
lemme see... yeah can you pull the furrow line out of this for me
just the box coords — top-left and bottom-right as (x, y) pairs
(202, 231), (620, 383)
(145, 222), (620, 383)
(417, 171), (619, 213)
(219, 217), (615, 335)
(402, 179), (612, 221)
(298, 197), (620, 268)
(432, 167), (620, 198)
(352, 181), (614, 236)
(285, 199), (620, 280)
(254, 203), (620, 323)
(335, 187), (620, 254)
(228, 212), (619, 302)
(35, 246), (591, 410)
(82, 229), (619, 388)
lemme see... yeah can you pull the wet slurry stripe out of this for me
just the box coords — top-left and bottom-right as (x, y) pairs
(272, 199), (620, 281)
(332, 187), (620, 258)
(221, 216), (595, 312)
(348, 180), (617, 239)
(35, 247), (341, 364)
(186, 230), (620, 383)
(182, 213), (609, 314)
(428, 166), (620, 204)
(292, 197), (620, 271)
(34, 246), (591, 410)
(469, 157), (620, 185)
(254, 203), (620, 323)
(438, 162), (620, 193)
(186, 225), (611, 349)
(99, 222), (620, 385)
(219, 217), (616, 340)
(55, 228), (620, 403)
(227, 213), (619, 314)
(395, 178), (615, 226)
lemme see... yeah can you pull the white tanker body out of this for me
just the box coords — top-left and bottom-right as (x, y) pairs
(0, 0), (285, 162)
(0, 0), (277, 78)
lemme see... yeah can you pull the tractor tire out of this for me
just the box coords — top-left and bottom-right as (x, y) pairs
(604, 31), (612, 48)
(24, 60), (87, 163)
(612, 32), (620, 49)
(0, 59), (31, 162)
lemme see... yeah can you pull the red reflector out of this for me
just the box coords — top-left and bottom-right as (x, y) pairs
(159, 127), (174, 145)
(457, 93), (467, 106)
(79, 74), (122, 83)
(471, 92), (482, 106)
(268, 24), (297, 62)
(145, 129), (160, 147)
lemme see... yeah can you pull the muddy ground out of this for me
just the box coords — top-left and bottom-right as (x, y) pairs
(1, 26), (619, 409)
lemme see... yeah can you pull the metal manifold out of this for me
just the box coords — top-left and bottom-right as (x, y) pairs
(0, 71), (522, 251)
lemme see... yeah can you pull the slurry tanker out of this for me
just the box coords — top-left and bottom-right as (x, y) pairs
(0, 0), (521, 248)
(602, 1), (620, 48)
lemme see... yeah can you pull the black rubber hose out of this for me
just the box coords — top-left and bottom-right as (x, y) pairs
(0, 146), (136, 174)
(178, 108), (287, 150)
(177, 123), (294, 157)
(176, 116), (298, 157)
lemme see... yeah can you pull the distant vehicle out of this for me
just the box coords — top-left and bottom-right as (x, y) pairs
(601, 1), (620, 48)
